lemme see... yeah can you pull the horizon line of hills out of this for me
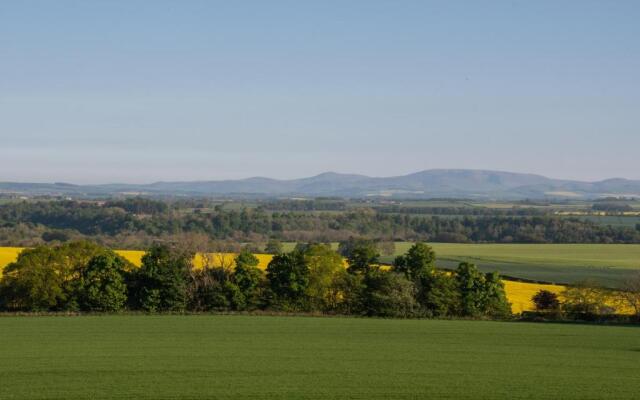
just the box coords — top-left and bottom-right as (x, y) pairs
(1, 169), (640, 200)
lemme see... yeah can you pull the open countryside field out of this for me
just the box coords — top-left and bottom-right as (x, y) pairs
(574, 215), (640, 228)
(282, 242), (640, 287)
(0, 316), (638, 400)
(381, 243), (640, 288)
(384, 242), (640, 268)
(0, 247), (22, 272)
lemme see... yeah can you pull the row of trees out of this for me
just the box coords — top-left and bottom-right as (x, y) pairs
(532, 277), (640, 320)
(0, 241), (511, 318)
(1, 200), (639, 248)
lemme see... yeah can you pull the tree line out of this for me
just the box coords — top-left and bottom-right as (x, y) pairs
(530, 277), (640, 322)
(1, 199), (639, 248)
(0, 241), (511, 318)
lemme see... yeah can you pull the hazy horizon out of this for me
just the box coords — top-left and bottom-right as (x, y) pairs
(2, 1), (639, 184)
(2, 168), (639, 186)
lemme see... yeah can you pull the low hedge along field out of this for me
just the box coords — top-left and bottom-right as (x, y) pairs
(0, 316), (638, 399)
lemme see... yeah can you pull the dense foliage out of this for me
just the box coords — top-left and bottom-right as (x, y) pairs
(0, 241), (126, 311)
(0, 241), (514, 318)
(1, 199), (639, 248)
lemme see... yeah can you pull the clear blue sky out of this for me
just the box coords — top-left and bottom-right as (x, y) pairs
(1, 0), (638, 183)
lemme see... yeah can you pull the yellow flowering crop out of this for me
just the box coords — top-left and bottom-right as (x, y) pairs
(502, 280), (565, 314)
(0, 247), (23, 278)
(0, 247), (633, 315)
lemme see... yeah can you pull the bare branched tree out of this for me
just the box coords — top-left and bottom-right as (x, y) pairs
(619, 273), (640, 317)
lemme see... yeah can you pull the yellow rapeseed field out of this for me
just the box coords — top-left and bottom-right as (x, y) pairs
(502, 280), (565, 314)
(0, 247), (23, 278)
(114, 250), (145, 267)
(0, 247), (630, 314)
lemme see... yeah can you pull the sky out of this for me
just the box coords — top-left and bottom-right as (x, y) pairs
(1, 0), (639, 184)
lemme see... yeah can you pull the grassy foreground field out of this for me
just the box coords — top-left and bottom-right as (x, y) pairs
(0, 316), (638, 399)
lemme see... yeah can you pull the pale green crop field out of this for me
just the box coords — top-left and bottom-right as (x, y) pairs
(388, 243), (640, 287)
(390, 243), (640, 269)
(284, 242), (640, 287)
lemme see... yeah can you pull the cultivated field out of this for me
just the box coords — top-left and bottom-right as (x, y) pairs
(0, 247), (21, 272)
(280, 242), (640, 287)
(380, 243), (640, 287)
(0, 316), (638, 399)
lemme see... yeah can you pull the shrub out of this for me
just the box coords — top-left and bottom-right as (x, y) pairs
(532, 290), (560, 312)
(456, 263), (511, 318)
(79, 252), (129, 312)
(266, 251), (309, 310)
(360, 271), (419, 318)
(128, 244), (190, 312)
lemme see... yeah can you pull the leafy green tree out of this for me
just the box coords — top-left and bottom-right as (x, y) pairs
(360, 270), (418, 317)
(482, 272), (512, 317)
(393, 242), (435, 280)
(333, 272), (364, 315)
(53, 241), (107, 309)
(393, 243), (459, 316)
(532, 290), (561, 312)
(264, 239), (284, 255)
(189, 267), (241, 311)
(338, 237), (375, 258)
(337, 237), (358, 257)
(419, 271), (460, 317)
(456, 263), (511, 318)
(79, 252), (129, 312)
(0, 246), (67, 311)
(266, 251), (309, 310)
(304, 244), (347, 311)
(129, 244), (190, 312)
(0, 241), (107, 311)
(346, 241), (379, 275)
(233, 249), (264, 310)
(456, 262), (487, 317)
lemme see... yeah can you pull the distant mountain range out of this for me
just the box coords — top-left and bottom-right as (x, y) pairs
(1, 170), (640, 200)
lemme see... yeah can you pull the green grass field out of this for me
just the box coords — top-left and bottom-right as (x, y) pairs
(384, 243), (640, 269)
(575, 215), (640, 228)
(385, 243), (640, 287)
(284, 242), (640, 287)
(0, 316), (638, 399)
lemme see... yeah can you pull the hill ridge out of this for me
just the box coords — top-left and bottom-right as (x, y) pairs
(1, 169), (639, 199)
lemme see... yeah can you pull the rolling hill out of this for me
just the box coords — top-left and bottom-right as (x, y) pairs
(1, 169), (639, 199)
